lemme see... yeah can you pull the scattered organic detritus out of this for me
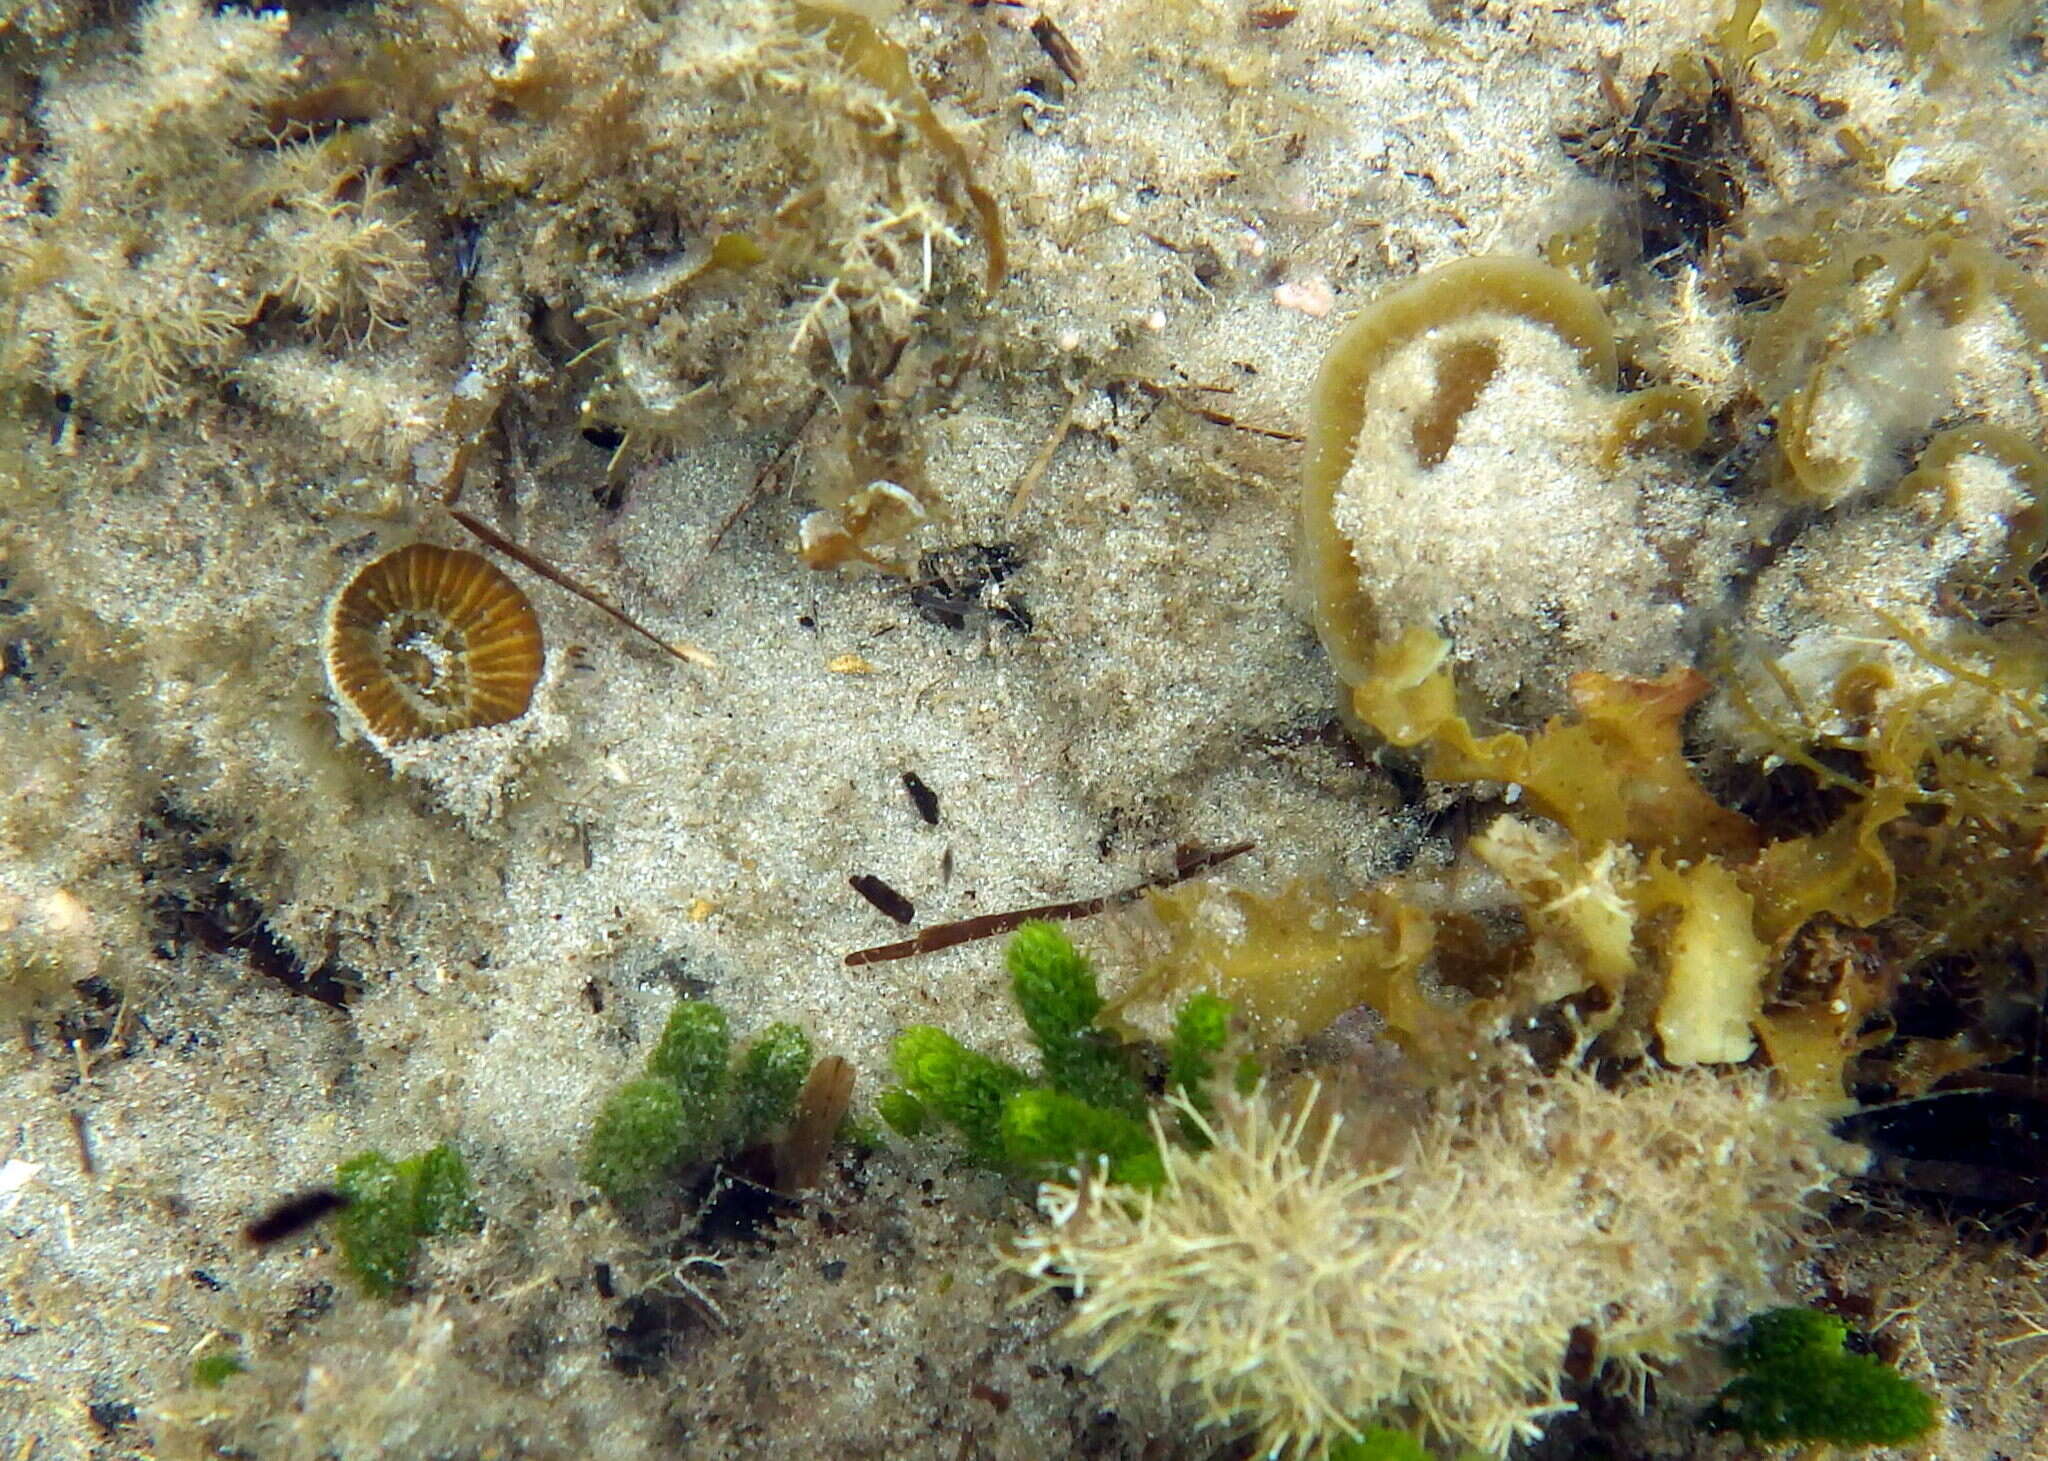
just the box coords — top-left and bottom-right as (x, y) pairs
(1560, 56), (1750, 275)
(67, 1109), (94, 1175)
(333, 1144), (480, 1299)
(581, 998), (821, 1208)
(324, 543), (545, 746)
(244, 1188), (350, 1247)
(908, 542), (1031, 634)
(849, 871), (916, 925)
(1707, 1306), (1938, 1448)
(844, 839), (1252, 967)
(1009, 1068), (1861, 1459)
(143, 801), (356, 1008)
(887, 923), (1248, 1189)
(442, 502), (716, 671)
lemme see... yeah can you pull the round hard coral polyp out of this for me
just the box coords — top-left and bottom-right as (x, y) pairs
(325, 544), (545, 744)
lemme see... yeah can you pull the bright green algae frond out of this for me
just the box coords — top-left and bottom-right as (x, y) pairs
(645, 998), (732, 1149)
(890, 1025), (1029, 1169)
(890, 922), (1247, 1189)
(581, 998), (817, 1207)
(334, 1143), (480, 1298)
(730, 1022), (815, 1149)
(1711, 1306), (1938, 1447)
(190, 1346), (246, 1389)
(582, 1077), (689, 1208)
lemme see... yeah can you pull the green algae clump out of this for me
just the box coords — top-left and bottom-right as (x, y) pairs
(581, 998), (817, 1208)
(334, 1143), (480, 1298)
(190, 1345), (246, 1389)
(892, 923), (1244, 1188)
(1710, 1306), (1937, 1448)
(582, 1077), (690, 1208)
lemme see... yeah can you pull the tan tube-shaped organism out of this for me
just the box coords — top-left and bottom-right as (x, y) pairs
(1301, 257), (1617, 693)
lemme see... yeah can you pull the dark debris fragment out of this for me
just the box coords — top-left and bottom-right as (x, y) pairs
(87, 1399), (137, 1436)
(1030, 14), (1084, 83)
(850, 873), (915, 925)
(900, 769), (941, 826)
(1560, 58), (1751, 275)
(909, 542), (1031, 634)
(245, 1188), (352, 1247)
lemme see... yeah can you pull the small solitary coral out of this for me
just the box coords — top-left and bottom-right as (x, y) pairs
(324, 543), (545, 745)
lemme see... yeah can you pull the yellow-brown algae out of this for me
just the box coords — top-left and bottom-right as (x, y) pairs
(325, 543), (545, 744)
(1301, 256), (1617, 690)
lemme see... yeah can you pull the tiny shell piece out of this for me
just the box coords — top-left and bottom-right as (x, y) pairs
(1273, 276), (1334, 317)
(325, 543), (544, 743)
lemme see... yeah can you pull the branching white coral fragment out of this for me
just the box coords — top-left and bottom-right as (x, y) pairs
(1010, 1070), (1861, 1459)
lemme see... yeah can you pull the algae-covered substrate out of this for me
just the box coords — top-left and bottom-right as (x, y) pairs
(3, 1), (2047, 1457)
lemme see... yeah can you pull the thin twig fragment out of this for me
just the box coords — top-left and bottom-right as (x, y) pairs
(1007, 383), (1085, 522)
(449, 508), (716, 669)
(774, 1055), (857, 1194)
(1031, 15), (1085, 84)
(844, 840), (1253, 966)
(1167, 389), (1304, 442)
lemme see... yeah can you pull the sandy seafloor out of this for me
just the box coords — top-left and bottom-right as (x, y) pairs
(3, 0), (2048, 1456)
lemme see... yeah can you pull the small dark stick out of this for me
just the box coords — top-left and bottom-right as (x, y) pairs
(900, 770), (941, 826)
(849, 873), (916, 925)
(68, 1109), (94, 1175)
(1030, 14), (1085, 84)
(245, 1189), (351, 1246)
